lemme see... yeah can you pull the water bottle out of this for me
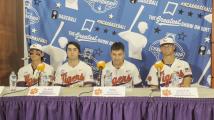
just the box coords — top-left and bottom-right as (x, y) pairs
(171, 72), (179, 87)
(40, 72), (49, 86)
(104, 70), (112, 86)
(9, 71), (17, 91)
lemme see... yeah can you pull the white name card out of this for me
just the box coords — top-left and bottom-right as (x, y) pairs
(0, 86), (4, 95)
(28, 86), (61, 96)
(161, 87), (198, 98)
(92, 87), (126, 97)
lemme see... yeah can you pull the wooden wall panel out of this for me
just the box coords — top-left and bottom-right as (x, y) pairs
(0, 0), (24, 85)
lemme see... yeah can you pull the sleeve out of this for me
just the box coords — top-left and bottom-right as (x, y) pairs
(182, 61), (192, 77)
(17, 68), (24, 82)
(46, 65), (54, 76)
(146, 65), (158, 86)
(84, 65), (94, 83)
(132, 65), (142, 85)
(54, 66), (63, 84)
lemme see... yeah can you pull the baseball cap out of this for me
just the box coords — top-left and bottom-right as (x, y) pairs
(29, 44), (43, 51)
(160, 37), (175, 46)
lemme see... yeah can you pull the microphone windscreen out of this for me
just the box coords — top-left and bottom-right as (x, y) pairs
(154, 61), (164, 71)
(37, 63), (45, 72)
(97, 61), (106, 70)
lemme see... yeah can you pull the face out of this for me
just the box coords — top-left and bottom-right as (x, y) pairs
(67, 44), (79, 60)
(111, 49), (125, 67)
(29, 49), (43, 61)
(160, 44), (175, 56)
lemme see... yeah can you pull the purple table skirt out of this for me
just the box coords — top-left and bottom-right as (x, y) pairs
(0, 96), (214, 120)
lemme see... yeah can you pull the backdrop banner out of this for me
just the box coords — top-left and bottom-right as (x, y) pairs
(24, 0), (212, 87)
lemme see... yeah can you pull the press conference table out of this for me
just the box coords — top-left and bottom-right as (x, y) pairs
(1, 87), (214, 120)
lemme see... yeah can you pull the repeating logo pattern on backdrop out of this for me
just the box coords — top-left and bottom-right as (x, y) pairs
(24, 0), (212, 87)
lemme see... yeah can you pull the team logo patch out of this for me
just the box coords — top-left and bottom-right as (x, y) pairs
(84, 0), (118, 14)
(185, 68), (191, 73)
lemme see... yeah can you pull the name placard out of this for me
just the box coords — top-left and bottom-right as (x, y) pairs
(161, 87), (198, 98)
(92, 87), (125, 97)
(0, 86), (4, 95)
(28, 86), (61, 96)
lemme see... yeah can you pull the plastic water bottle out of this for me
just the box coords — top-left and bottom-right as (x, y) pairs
(40, 72), (49, 86)
(9, 71), (17, 91)
(104, 70), (112, 86)
(171, 72), (179, 87)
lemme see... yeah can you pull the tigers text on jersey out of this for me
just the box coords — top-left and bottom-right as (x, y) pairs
(101, 60), (142, 88)
(146, 59), (192, 87)
(55, 61), (94, 87)
(18, 63), (54, 86)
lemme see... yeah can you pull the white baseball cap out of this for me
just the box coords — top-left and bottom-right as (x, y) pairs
(160, 37), (175, 46)
(29, 44), (43, 51)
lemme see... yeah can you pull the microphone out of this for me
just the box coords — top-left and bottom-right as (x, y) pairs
(153, 61), (164, 89)
(96, 61), (106, 86)
(32, 63), (45, 86)
(97, 61), (106, 70)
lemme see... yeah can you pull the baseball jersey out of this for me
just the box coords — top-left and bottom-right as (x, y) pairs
(101, 60), (142, 88)
(55, 61), (94, 87)
(146, 58), (192, 87)
(18, 63), (54, 86)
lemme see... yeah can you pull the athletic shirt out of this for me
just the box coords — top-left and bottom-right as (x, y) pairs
(101, 60), (142, 88)
(55, 61), (94, 87)
(146, 59), (192, 87)
(18, 63), (54, 86)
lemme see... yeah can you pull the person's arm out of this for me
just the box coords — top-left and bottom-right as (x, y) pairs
(84, 84), (92, 87)
(17, 68), (29, 87)
(146, 65), (159, 87)
(132, 65), (142, 87)
(83, 66), (94, 87)
(181, 62), (193, 87)
(17, 68), (24, 82)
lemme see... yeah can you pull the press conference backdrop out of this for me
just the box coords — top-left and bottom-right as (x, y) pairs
(24, 0), (212, 87)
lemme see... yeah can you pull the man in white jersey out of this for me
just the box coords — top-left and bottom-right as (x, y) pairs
(55, 41), (94, 87)
(101, 42), (142, 88)
(18, 44), (54, 86)
(146, 37), (192, 87)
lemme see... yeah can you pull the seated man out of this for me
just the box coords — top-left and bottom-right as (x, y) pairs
(18, 44), (54, 86)
(101, 42), (142, 88)
(146, 37), (192, 87)
(55, 41), (94, 87)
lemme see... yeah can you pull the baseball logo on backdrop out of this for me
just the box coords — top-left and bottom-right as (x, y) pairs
(25, 0), (40, 27)
(149, 33), (185, 60)
(84, 0), (118, 14)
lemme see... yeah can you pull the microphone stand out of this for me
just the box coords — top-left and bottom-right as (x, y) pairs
(96, 61), (106, 86)
(152, 68), (161, 91)
(37, 72), (41, 86)
(97, 68), (102, 86)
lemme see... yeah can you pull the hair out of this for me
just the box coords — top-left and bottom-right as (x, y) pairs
(111, 42), (125, 51)
(66, 41), (81, 52)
